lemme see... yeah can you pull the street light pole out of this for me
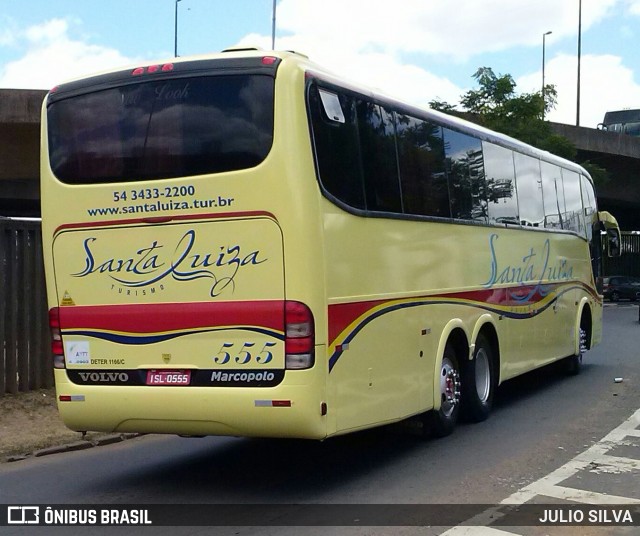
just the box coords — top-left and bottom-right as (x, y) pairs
(576, 0), (582, 126)
(542, 30), (552, 120)
(271, 0), (277, 50)
(174, 0), (182, 57)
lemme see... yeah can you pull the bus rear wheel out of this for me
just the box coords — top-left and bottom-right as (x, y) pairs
(462, 334), (495, 422)
(423, 342), (461, 438)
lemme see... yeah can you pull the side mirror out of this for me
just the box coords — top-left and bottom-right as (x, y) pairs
(598, 211), (622, 258)
(606, 227), (621, 257)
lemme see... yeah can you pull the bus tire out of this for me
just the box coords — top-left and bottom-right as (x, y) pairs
(564, 326), (587, 375)
(423, 342), (461, 438)
(462, 333), (496, 423)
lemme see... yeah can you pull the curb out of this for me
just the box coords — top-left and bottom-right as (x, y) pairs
(5, 433), (143, 463)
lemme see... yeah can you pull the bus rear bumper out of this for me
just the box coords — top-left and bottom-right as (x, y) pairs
(54, 370), (328, 440)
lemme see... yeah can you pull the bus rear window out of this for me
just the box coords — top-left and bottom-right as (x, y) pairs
(47, 75), (274, 184)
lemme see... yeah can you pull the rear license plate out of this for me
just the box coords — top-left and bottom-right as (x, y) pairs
(146, 370), (191, 386)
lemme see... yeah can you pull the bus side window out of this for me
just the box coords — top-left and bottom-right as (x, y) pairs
(561, 169), (585, 237)
(483, 142), (519, 226)
(540, 161), (564, 230)
(356, 101), (402, 213)
(396, 114), (448, 218)
(514, 153), (543, 227)
(443, 128), (487, 223)
(580, 174), (597, 241)
(309, 86), (366, 210)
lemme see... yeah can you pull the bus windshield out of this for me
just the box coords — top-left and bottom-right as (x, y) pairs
(47, 74), (274, 184)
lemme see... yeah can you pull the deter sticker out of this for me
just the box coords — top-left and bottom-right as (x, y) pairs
(66, 341), (90, 365)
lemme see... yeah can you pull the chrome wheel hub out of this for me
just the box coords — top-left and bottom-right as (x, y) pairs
(440, 357), (461, 417)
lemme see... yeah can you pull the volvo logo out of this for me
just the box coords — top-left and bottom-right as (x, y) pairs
(78, 372), (129, 383)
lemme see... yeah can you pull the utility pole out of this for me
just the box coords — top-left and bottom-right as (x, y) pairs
(271, 0), (277, 50)
(174, 0), (182, 57)
(576, 0), (582, 126)
(542, 31), (552, 120)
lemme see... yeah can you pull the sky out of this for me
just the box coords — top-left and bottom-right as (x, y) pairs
(1, 0), (640, 128)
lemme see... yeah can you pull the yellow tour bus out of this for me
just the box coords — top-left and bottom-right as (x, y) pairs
(41, 48), (621, 440)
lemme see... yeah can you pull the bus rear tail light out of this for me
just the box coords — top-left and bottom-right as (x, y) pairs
(285, 301), (315, 370)
(132, 63), (174, 76)
(49, 307), (65, 369)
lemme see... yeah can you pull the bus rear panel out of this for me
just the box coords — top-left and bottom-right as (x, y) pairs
(42, 52), (328, 439)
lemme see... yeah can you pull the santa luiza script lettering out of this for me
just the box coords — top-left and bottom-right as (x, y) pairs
(72, 229), (266, 297)
(482, 233), (573, 302)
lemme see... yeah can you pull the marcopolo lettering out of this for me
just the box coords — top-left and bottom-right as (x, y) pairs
(202, 369), (284, 387)
(211, 371), (276, 383)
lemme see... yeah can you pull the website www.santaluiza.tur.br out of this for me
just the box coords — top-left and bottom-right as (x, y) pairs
(87, 198), (229, 217)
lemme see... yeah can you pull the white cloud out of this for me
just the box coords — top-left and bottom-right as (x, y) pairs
(0, 16), (19, 47)
(1, 0), (631, 130)
(0, 18), (139, 89)
(518, 53), (640, 128)
(626, 0), (640, 15)
(237, 0), (628, 120)
(250, 0), (629, 128)
(237, 31), (463, 108)
(275, 0), (617, 60)
(24, 18), (69, 43)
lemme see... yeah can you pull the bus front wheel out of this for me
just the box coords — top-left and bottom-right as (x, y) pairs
(564, 326), (587, 375)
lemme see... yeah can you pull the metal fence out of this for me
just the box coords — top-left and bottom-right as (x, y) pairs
(0, 218), (52, 395)
(603, 231), (640, 277)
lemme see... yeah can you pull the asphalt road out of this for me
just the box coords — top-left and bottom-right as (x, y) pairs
(1, 305), (639, 535)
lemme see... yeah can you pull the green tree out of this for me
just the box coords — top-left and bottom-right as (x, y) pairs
(430, 67), (608, 185)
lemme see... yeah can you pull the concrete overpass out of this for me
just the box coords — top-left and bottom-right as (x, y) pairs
(550, 122), (640, 230)
(0, 89), (47, 217)
(1, 89), (640, 228)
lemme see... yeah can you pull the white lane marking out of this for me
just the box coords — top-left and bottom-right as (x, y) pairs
(535, 485), (640, 504)
(442, 527), (520, 535)
(440, 407), (640, 534)
(503, 407), (640, 505)
(587, 454), (640, 473)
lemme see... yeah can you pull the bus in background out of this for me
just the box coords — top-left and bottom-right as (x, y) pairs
(598, 109), (640, 137)
(41, 49), (621, 440)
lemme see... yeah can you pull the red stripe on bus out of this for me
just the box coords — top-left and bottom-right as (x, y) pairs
(327, 284), (567, 345)
(58, 301), (285, 333)
(327, 299), (389, 347)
